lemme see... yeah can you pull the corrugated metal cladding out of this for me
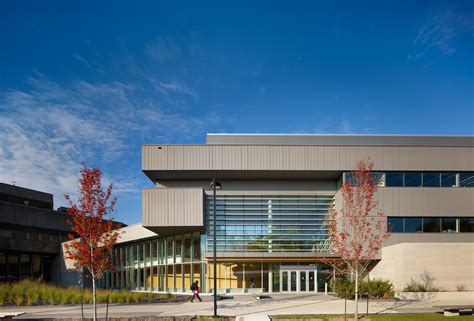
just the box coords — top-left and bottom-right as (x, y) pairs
(205, 134), (474, 147)
(142, 144), (474, 173)
(142, 188), (204, 228)
(334, 188), (474, 217)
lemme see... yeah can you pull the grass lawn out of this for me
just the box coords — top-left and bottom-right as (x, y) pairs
(271, 313), (473, 320)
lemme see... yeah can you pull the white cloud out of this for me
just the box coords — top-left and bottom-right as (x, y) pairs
(410, 9), (473, 60)
(0, 74), (218, 208)
(158, 81), (196, 97)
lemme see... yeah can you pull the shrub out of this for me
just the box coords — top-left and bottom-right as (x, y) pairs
(0, 283), (10, 305)
(0, 279), (178, 306)
(403, 278), (439, 292)
(456, 283), (466, 292)
(25, 290), (40, 306)
(331, 277), (394, 299)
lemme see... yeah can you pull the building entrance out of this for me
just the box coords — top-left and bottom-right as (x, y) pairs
(280, 268), (317, 293)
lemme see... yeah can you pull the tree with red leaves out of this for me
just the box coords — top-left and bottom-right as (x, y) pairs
(324, 160), (390, 320)
(64, 167), (121, 321)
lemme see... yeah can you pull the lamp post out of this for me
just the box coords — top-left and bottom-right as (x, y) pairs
(210, 177), (221, 317)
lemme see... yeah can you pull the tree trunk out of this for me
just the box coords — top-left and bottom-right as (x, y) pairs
(92, 277), (97, 321)
(354, 268), (359, 321)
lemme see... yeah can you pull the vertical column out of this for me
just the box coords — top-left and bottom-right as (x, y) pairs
(268, 263), (273, 293)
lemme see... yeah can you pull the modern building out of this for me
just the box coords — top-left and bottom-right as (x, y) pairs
(100, 134), (473, 294)
(0, 183), (76, 284)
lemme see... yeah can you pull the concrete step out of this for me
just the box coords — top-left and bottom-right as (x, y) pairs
(237, 314), (270, 321)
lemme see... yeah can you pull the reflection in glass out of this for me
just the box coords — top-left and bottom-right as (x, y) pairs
(300, 271), (306, 291)
(460, 217), (474, 232)
(422, 173), (440, 187)
(460, 173), (474, 187)
(441, 218), (457, 233)
(441, 173), (457, 187)
(404, 218), (422, 232)
(422, 217), (440, 233)
(388, 217), (404, 232)
(385, 173), (404, 187)
(404, 173), (421, 187)
(282, 271), (288, 291)
(290, 271), (297, 291)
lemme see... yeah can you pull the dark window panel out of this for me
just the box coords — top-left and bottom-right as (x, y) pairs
(441, 218), (457, 233)
(385, 173), (404, 187)
(422, 173), (440, 187)
(459, 173), (474, 187)
(404, 218), (423, 233)
(422, 217), (441, 233)
(460, 217), (474, 232)
(404, 173), (422, 187)
(441, 173), (457, 187)
(0, 253), (6, 282)
(388, 217), (404, 232)
(7, 254), (19, 282)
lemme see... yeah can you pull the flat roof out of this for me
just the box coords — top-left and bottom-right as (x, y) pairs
(205, 134), (474, 147)
(0, 182), (53, 204)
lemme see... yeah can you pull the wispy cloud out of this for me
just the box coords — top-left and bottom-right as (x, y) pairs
(0, 73), (219, 208)
(157, 81), (196, 97)
(73, 54), (104, 73)
(145, 38), (182, 63)
(410, 9), (473, 61)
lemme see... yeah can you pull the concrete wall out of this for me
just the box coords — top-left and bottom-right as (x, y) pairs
(371, 239), (474, 291)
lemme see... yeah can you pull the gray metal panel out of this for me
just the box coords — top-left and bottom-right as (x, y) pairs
(206, 134), (474, 147)
(334, 188), (474, 217)
(386, 233), (474, 246)
(375, 188), (474, 217)
(142, 144), (474, 181)
(142, 188), (204, 235)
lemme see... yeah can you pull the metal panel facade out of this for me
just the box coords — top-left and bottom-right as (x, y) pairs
(143, 144), (474, 175)
(142, 188), (204, 233)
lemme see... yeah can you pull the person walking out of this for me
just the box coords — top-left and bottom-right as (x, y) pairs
(190, 280), (202, 302)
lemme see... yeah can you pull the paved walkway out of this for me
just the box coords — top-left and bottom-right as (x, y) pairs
(2, 293), (473, 320)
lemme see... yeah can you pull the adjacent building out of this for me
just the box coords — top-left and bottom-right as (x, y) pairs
(99, 134), (473, 293)
(0, 183), (75, 284)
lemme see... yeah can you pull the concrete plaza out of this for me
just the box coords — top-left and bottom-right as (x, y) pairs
(3, 292), (473, 321)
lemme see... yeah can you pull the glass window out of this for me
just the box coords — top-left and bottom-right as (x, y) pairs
(404, 173), (421, 187)
(20, 254), (30, 279)
(459, 217), (474, 232)
(152, 241), (158, 262)
(184, 234), (192, 262)
(441, 218), (457, 233)
(193, 233), (201, 262)
(422, 217), (441, 233)
(404, 218), (422, 233)
(0, 253), (6, 282)
(145, 242), (151, 261)
(459, 173), (474, 187)
(441, 173), (457, 187)
(175, 236), (182, 263)
(388, 217), (404, 232)
(344, 172), (355, 185)
(422, 173), (440, 187)
(385, 173), (404, 187)
(31, 255), (41, 278)
(167, 238), (174, 264)
(7, 254), (19, 281)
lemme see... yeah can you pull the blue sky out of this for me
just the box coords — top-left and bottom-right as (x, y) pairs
(0, 1), (473, 224)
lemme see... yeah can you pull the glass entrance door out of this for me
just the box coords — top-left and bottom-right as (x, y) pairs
(280, 270), (317, 293)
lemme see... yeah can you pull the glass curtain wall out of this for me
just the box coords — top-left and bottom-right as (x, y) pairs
(105, 232), (205, 293)
(206, 194), (334, 253)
